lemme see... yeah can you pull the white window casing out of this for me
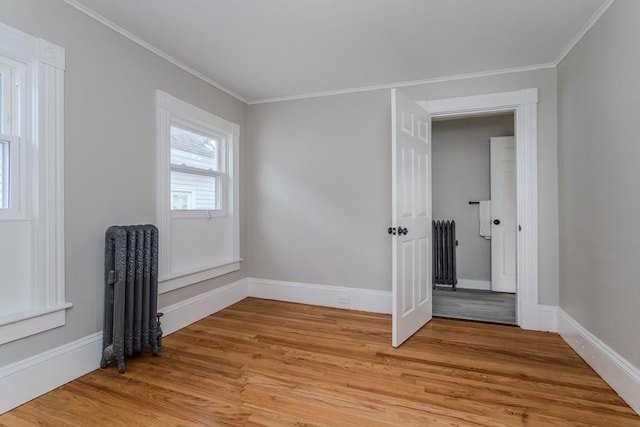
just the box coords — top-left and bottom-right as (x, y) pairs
(0, 23), (70, 345)
(156, 90), (241, 293)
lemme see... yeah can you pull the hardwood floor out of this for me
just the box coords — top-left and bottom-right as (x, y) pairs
(433, 288), (516, 325)
(1, 298), (638, 426)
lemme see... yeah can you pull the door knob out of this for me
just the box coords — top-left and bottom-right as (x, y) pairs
(398, 227), (408, 235)
(494, 219), (501, 225)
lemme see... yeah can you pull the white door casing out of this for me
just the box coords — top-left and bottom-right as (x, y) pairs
(391, 89), (432, 347)
(420, 89), (538, 329)
(490, 137), (516, 293)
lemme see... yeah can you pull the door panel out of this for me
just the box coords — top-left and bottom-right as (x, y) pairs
(392, 89), (432, 347)
(401, 147), (414, 217)
(402, 241), (415, 314)
(490, 136), (516, 293)
(418, 237), (429, 303)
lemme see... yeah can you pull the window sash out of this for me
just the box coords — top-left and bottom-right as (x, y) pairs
(169, 123), (225, 172)
(170, 163), (222, 178)
(168, 123), (227, 213)
(0, 57), (23, 137)
(169, 169), (224, 212)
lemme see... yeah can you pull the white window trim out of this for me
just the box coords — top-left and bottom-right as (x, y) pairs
(0, 23), (69, 345)
(156, 90), (241, 293)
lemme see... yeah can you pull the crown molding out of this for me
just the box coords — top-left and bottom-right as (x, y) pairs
(62, 0), (247, 104)
(63, 0), (613, 106)
(554, 0), (616, 66)
(248, 63), (555, 105)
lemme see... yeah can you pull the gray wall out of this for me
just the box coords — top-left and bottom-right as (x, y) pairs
(248, 68), (559, 305)
(432, 114), (514, 283)
(0, 1), (248, 367)
(558, 0), (640, 367)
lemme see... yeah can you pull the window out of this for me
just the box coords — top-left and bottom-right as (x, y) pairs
(0, 23), (69, 345)
(170, 125), (224, 211)
(0, 60), (21, 216)
(156, 91), (240, 293)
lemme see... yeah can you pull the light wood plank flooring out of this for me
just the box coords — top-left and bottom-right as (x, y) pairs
(1, 298), (638, 426)
(434, 288), (516, 325)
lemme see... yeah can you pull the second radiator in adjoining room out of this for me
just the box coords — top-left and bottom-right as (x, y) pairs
(432, 220), (458, 291)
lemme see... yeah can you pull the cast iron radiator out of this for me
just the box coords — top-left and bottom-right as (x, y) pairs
(432, 220), (458, 291)
(101, 225), (162, 373)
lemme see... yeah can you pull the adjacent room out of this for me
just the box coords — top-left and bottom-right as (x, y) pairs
(431, 113), (517, 325)
(0, 0), (638, 424)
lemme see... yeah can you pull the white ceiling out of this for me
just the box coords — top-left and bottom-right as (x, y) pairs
(70, 0), (608, 103)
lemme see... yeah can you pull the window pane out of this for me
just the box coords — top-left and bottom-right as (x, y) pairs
(170, 170), (219, 210)
(171, 190), (194, 210)
(170, 126), (218, 172)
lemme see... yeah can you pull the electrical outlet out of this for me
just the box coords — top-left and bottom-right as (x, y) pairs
(338, 295), (350, 305)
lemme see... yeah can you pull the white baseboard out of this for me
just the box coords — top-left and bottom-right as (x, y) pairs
(538, 305), (558, 332)
(519, 303), (558, 332)
(0, 278), (248, 415)
(558, 309), (640, 415)
(160, 278), (248, 335)
(456, 279), (491, 290)
(247, 277), (392, 314)
(0, 332), (103, 414)
(1, 275), (566, 416)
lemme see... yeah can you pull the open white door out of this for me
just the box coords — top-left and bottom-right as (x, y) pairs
(490, 136), (517, 293)
(391, 89), (432, 347)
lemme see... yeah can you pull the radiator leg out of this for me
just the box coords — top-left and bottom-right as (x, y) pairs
(101, 344), (114, 368)
(152, 312), (163, 356)
(116, 357), (126, 374)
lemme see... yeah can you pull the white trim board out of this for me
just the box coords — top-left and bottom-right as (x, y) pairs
(420, 89), (539, 332)
(0, 276), (562, 415)
(456, 279), (491, 291)
(247, 278), (392, 314)
(553, 0), (616, 66)
(0, 21), (70, 345)
(0, 332), (103, 414)
(558, 309), (640, 415)
(538, 305), (558, 333)
(249, 63), (554, 105)
(62, 0), (613, 105)
(62, 0), (246, 103)
(160, 279), (247, 335)
(0, 279), (248, 415)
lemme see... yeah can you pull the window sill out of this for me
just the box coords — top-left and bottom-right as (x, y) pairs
(0, 303), (73, 345)
(159, 259), (242, 294)
(170, 209), (227, 220)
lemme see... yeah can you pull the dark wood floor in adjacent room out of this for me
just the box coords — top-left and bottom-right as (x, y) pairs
(1, 298), (638, 426)
(433, 288), (516, 325)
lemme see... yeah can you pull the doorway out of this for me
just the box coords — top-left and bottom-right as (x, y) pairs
(391, 89), (540, 347)
(431, 113), (516, 325)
